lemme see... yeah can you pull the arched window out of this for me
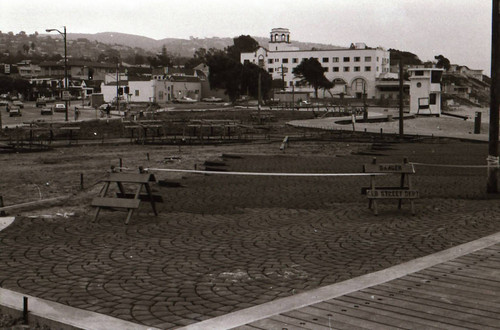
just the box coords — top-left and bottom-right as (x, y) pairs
(258, 55), (265, 67)
(351, 78), (367, 92)
(281, 34), (286, 41)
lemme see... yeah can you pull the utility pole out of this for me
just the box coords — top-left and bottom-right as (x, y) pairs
(281, 64), (285, 91)
(399, 59), (404, 138)
(258, 71), (262, 116)
(488, 0), (500, 193)
(116, 62), (120, 112)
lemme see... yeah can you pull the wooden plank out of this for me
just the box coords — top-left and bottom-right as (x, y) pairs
(387, 278), (500, 305)
(284, 306), (393, 330)
(361, 186), (408, 194)
(415, 267), (500, 287)
(366, 190), (419, 199)
(363, 286), (500, 322)
(405, 272), (500, 294)
(363, 163), (414, 174)
(379, 281), (500, 312)
(116, 193), (164, 203)
(91, 197), (141, 209)
(317, 299), (452, 330)
(232, 325), (263, 330)
(246, 315), (311, 330)
(105, 173), (156, 183)
(342, 289), (497, 329)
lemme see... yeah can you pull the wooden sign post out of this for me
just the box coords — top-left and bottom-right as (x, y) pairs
(363, 157), (418, 215)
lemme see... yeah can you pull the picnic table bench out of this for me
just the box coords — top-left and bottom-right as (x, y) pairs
(91, 170), (163, 224)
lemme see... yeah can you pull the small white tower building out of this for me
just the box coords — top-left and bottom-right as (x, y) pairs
(408, 68), (444, 115)
(268, 28), (299, 51)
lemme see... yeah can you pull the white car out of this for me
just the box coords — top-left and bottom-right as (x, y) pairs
(202, 96), (223, 102)
(54, 103), (66, 112)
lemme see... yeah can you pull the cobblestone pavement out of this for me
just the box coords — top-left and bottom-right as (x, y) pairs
(1, 139), (500, 329)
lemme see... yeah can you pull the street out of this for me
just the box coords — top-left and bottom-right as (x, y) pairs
(1, 101), (103, 128)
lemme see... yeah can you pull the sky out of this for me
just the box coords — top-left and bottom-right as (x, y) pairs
(0, 0), (493, 74)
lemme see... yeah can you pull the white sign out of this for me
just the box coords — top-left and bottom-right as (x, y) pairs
(62, 91), (71, 101)
(4, 64), (10, 74)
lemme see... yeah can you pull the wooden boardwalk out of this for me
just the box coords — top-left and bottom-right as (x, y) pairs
(240, 244), (500, 329)
(183, 233), (500, 330)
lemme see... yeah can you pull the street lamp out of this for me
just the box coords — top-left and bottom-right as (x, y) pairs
(46, 26), (68, 121)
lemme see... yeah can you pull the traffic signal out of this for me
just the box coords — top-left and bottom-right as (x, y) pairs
(124, 86), (129, 94)
(118, 87), (123, 95)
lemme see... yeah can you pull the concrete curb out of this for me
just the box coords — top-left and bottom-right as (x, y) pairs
(180, 231), (500, 330)
(0, 288), (160, 330)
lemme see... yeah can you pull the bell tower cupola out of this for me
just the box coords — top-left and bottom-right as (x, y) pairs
(268, 28), (299, 51)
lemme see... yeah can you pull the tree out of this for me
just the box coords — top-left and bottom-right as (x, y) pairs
(226, 35), (259, 61)
(240, 62), (272, 100)
(435, 54), (451, 71)
(389, 49), (422, 65)
(148, 45), (171, 68)
(184, 47), (207, 69)
(292, 57), (333, 98)
(206, 50), (242, 101)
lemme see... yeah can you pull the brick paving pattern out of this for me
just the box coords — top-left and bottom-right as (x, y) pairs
(1, 140), (500, 328)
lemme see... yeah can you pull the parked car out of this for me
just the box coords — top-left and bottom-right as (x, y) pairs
(36, 98), (47, 107)
(173, 96), (197, 104)
(202, 96), (223, 102)
(41, 107), (53, 115)
(0, 100), (8, 107)
(12, 100), (24, 108)
(9, 106), (21, 117)
(54, 103), (66, 112)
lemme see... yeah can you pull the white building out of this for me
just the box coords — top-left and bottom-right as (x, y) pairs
(408, 67), (443, 115)
(240, 28), (391, 99)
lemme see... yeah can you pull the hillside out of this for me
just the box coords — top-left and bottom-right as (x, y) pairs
(67, 32), (341, 57)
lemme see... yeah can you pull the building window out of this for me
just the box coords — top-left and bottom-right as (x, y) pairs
(416, 82), (422, 88)
(365, 66), (371, 72)
(414, 70), (424, 76)
(268, 68), (274, 73)
(344, 67), (350, 72)
(244, 59), (250, 64)
(322, 57), (329, 63)
(365, 56), (372, 62)
(377, 57), (380, 61)
(275, 58), (280, 62)
(282, 58), (289, 63)
(430, 93), (437, 104)
(268, 59), (274, 64)
(292, 58), (298, 63)
(324, 67), (329, 72)
(431, 71), (443, 83)
(158, 91), (164, 100)
(354, 57), (361, 62)
(289, 81), (294, 86)
(332, 57), (339, 62)
(354, 66), (360, 72)
(135, 90), (139, 96)
(343, 57), (350, 62)
(333, 67), (339, 72)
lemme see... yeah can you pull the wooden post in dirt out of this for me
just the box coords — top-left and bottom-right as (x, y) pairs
(0, 196), (6, 216)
